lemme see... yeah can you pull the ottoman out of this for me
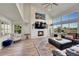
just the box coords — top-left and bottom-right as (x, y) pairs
(48, 38), (72, 50)
(2, 40), (13, 47)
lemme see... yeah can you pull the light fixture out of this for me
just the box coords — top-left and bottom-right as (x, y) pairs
(42, 3), (58, 8)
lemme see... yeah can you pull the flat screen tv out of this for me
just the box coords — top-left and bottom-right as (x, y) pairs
(35, 21), (47, 29)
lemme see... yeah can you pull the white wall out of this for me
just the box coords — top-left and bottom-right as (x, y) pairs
(16, 3), (24, 21)
(23, 4), (31, 23)
(22, 23), (30, 34)
(0, 21), (1, 37)
(30, 5), (52, 38)
(0, 15), (11, 24)
(46, 14), (53, 36)
(16, 4), (31, 35)
(21, 4), (31, 34)
(16, 4), (52, 38)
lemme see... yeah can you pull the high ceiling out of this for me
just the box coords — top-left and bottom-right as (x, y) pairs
(0, 3), (23, 24)
(0, 3), (79, 24)
(31, 3), (79, 18)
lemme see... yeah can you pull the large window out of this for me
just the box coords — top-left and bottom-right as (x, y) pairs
(62, 11), (78, 21)
(69, 22), (78, 33)
(53, 17), (61, 24)
(62, 14), (69, 21)
(14, 25), (22, 34)
(52, 11), (79, 33)
(69, 12), (78, 20)
(53, 25), (61, 32)
(53, 18), (58, 24)
(62, 24), (69, 33)
(1, 23), (11, 35)
(62, 22), (78, 33)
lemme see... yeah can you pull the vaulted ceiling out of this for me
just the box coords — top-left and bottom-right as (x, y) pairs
(0, 3), (79, 24)
(31, 3), (79, 18)
(0, 3), (23, 24)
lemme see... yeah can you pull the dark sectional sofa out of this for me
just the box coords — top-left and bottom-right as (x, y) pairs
(61, 33), (79, 44)
(48, 38), (72, 50)
(48, 33), (79, 50)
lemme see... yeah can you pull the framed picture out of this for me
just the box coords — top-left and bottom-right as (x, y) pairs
(35, 13), (45, 20)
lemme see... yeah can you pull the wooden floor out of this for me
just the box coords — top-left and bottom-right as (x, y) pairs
(0, 37), (57, 56)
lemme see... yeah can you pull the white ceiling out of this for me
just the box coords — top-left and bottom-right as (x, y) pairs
(47, 3), (79, 18)
(0, 3), (79, 24)
(0, 3), (23, 24)
(31, 3), (79, 18)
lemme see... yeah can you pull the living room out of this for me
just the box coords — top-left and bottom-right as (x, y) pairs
(0, 3), (79, 56)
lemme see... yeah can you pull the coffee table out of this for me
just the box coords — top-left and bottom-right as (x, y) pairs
(48, 38), (72, 50)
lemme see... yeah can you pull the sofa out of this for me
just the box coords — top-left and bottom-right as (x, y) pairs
(52, 44), (79, 56)
(66, 44), (79, 56)
(52, 49), (67, 56)
(11, 33), (22, 43)
(63, 33), (79, 44)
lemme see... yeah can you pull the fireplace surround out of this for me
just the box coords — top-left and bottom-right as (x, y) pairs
(38, 31), (44, 36)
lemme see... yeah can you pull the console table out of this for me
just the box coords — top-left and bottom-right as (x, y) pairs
(24, 34), (30, 39)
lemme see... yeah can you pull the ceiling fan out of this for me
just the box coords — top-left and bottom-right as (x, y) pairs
(42, 3), (58, 8)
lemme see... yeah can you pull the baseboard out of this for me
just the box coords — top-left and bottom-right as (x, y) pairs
(13, 39), (21, 43)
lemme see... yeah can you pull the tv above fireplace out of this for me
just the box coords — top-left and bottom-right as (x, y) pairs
(35, 21), (47, 29)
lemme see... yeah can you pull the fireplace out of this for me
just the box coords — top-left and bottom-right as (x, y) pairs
(38, 31), (44, 36)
